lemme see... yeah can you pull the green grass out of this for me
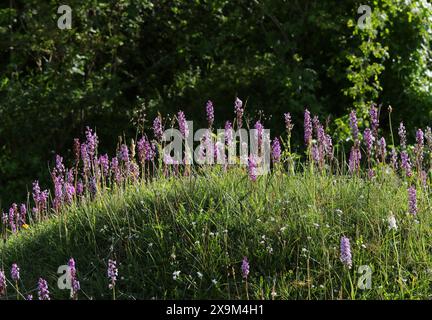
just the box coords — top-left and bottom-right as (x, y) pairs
(1, 166), (432, 300)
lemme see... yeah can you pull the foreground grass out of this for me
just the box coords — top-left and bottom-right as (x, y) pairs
(1, 166), (432, 300)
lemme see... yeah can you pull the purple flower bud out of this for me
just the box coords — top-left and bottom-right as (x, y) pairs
(348, 146), (361, 174)
(32, 180), (41, 201)
(68, 258), (80, 298)
(197, 130), (212, 163)
(234, 98), (244, 129)
(206, 100), (214, 128)
(89, 176), (97, 196)
(241, 257), (250, 279)
(19, 204), (27, 227)
(304, 109), (312, 146)
(225, 121), (233, 145)
(349, 110), (359, 143)
(119, 144), (129, 163)
(399, 122), (407, 150)
(149, 142), (156, 161)
(128, 162), (140, 181)
(324, 134), (334, 160)
(284, 113), (294, 133)
(416, 129), (424, 148)
(66, 168), (74, 184)
(415, 129), (424, 169)
(153, 116), (164, 142)
(11, 263), (20, 282)
(9, 204), (16, 233)
(111, 158), (122, 184)
(55, 155), (65, 176)
(401, 151), (412, 177)
(163, 153), (178, 165)
(363, 128), (374, 158)
(98, 154), (110, 177)
(254, 121), (264, 147)
(64, 182), (75, 204)
(313, 119), (326, 166)
(138, 137), (156, 164)
(340, 236), (352, 269)
(214, 141), (225, 164)
(248, 155), (258, 182)
(311, 147), (319, 166)
(378, 137), (386, 162)
(32, 181), (48, 212)
(369, 105), (379, 136)
(108, 259), (118, 289)
(2, 212), (8, 225)
(390, 148), (398, 170)
(76, 180), (84, 196)
(137, 137), (146, 164)
(38, 278), (50, 300)
(53, 175), (63, 210)
(177, 111), (189, 138)
(85, 127), (98, 158)
(81, 143), (90, 174)
(316, 123), (326, 147)
(408, 186), (417, 215)
(271, 138), (281, 163)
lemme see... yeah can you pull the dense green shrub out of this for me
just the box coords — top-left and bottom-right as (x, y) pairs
(0, 0), (432, 204)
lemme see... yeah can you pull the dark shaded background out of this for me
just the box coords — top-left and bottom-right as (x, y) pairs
(1, 0), (431, 206)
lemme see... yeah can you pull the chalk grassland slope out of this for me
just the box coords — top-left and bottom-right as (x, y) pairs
(1, 168), (431, 299)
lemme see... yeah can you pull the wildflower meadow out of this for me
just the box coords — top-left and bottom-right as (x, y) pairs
(0, 99), (432, 300)
(3, 1), (432, 308)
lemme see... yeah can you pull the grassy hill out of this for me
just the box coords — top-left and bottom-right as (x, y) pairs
(1, 166), (431, 300)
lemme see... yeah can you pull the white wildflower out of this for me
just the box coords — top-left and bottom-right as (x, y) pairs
(172, 270), (181, 280)
(388, 214), (397, 230)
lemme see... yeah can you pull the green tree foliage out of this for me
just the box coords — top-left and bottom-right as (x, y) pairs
(0, 0), (431, 204)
